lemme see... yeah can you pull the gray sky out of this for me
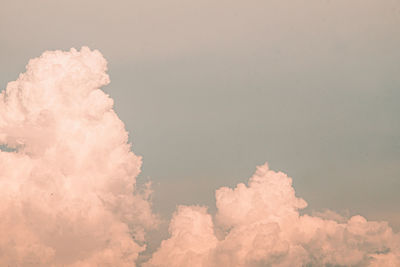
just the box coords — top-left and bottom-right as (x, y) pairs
(1, 0), (400, 230)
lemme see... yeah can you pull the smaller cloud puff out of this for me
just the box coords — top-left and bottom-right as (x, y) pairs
(146, 163), (400, 267)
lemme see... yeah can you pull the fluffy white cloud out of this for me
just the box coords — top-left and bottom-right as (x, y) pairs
(145, 206), (217, 267)
(0, 47), (157, 266)
(145, 164), (400, 267)
(1, 48), (399, 266)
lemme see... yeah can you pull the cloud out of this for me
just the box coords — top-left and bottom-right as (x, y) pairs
(1, 47), (399, 266)
(145, 163), (400, 267)
(0, 47), (157, 266)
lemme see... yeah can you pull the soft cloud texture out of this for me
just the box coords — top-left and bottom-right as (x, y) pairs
(0, 47), (157, 266)
(145, 164), (400, 267)
(1, 48), (399, 266)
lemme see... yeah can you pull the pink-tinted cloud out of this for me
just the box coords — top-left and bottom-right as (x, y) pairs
(1, 48), (399, 266)
(145, 164), (400, 267)
(0, 47), (157, 266)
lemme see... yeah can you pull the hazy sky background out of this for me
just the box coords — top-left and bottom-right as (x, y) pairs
(1, 0), (399, 230)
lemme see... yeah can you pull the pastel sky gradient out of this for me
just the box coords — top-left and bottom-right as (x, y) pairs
(1, 0), (399, 232)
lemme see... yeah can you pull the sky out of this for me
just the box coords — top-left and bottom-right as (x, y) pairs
(1, 0), (400, 265)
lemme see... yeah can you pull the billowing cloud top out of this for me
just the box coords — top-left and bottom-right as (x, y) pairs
(0, 47), (157, 266)
(1, 48), (399, 267)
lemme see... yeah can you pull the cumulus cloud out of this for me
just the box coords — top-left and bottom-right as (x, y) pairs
(0, 47), (157, 266)
(1, 47), (399, 267)
(145, 164), (400, 267)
